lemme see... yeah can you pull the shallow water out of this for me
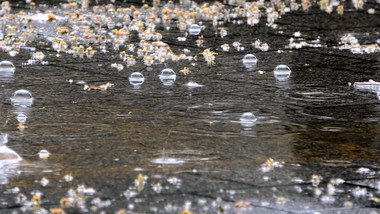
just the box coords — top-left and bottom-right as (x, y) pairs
(0, 1), (380, 213)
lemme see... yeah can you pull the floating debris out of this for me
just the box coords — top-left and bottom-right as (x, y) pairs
(179, 67), (190, 75)
(84, 82), (114, 91)
(123, 189), (138, 200)
(234, 201), (251, 207)
(353, 80), (380, 92)
(167, 177), (182, 188)
(311, 174), (323, 187)
(356, 167), (371, 174)
(221, 44), (230, 52)
(40, 177), (49, 187)
(64, 174), (73, 182)
(202, 49), (217, 65)
(320, 195), (335, 204)
(260, 158), (284, 172)
(152, 183), (162, 193)
(352, 187), (367, 197)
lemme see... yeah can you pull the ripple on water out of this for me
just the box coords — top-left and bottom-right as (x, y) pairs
(151, 150), (219, 165)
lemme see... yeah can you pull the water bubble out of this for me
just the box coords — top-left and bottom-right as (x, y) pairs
(188, 24), (202, 35)
(10, 90), (33, 107)
(240, 112), (257, 122)
(159, 69), (176, 86)
(16, 114), (27, 124)
(242, 54), (257, 68)
(240, 112), (257, 127)
(0, 61), (15, 72)
(129, 72), (144, 88)
(273, 65), (291, 81)
(377, 89), (380, 101)
(38, 149), (50, 160)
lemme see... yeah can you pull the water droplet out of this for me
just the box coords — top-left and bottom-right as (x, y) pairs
(240, 112), (257, 127)
(242, 54), (257, 68)
(0, 61), (15, 72)
(273, 65), (291, 81)
(188, 24), (202, 35)
(38, 149), (50, 160)
(159, 69), (176, 86)
(129, 72), (144, 88)
(10, 90), (33, 107)
(16, 114), (27, 124)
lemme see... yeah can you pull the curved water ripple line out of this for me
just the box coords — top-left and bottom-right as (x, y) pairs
(151, 150), (220, 165)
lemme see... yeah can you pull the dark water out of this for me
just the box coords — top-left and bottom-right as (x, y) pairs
(0, 1), (380, 213)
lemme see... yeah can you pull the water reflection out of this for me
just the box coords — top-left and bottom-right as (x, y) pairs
(184, 81), (203, 89)
(151, 157), (185, 165)
(0, 134), (22, 185)
(151, 149), (219, 165)
(0, 69), (14, 83)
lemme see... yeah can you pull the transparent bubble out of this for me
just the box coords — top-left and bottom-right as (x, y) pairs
(129, 72), (144, 88)
(377, 89), (380, 101)
(38, 150), (50, 160)
(188, 24), (202, 35)
(0, 61), (15, 72)
(242, 54), (257, 68)
(10, 90), (33, 107)
(16, 114), (27, 124)
(274, 65), (291, 81)
(159, 69), (176, 86)
(240, 112), (257, 127)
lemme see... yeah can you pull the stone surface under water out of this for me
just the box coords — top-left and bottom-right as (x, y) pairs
(0, 1), (379, 213)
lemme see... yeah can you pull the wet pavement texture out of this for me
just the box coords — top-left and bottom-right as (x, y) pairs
(0, 0), (380, 213)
